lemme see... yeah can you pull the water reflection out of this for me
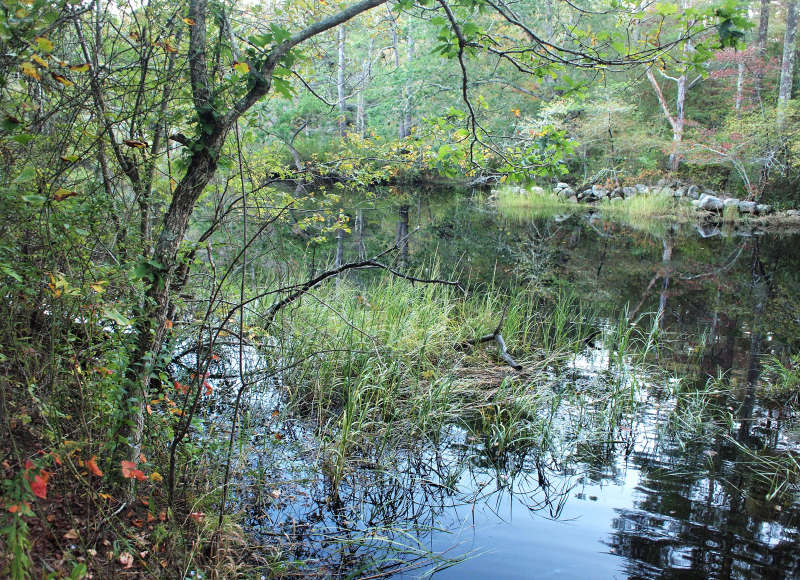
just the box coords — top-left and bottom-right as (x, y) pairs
(217, 190), (800, 578)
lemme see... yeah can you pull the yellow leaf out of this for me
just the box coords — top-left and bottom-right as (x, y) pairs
(232, 61), (250, 74)
(51, 73), (73, 87)
(69, 63), (90, 72)
(90, 281), (106, 293)
(31, 54), (48, 68)
(149, 472), (163, 482)
(21, 62), (40, 81)
(34, 36), (53, 53)
(98, 493), (112, 500)
(53, 188), (78, 201)
(183, 17), (195, 25)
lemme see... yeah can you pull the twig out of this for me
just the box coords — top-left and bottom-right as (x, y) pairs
(460, 302), (522, 370)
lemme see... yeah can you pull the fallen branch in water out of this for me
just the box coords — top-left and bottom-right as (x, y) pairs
(460, 303), (523, 370)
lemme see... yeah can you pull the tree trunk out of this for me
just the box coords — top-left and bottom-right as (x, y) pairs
(658, 232), (673, 329)
(647, 66), (686, 172)
(356, 37), (373, 136)
(114, 0), (392, 484)
(337, 26), (347, 136)
(738, 240), (767, 441)
(401, 29), (415, 138)
(753, 0), (770, 102)
(669, 72), (687, 171)
(735, 59), (745, 114)
(396, 204), (409, 268)
(778, 0), (798, 127)
(355, 209), (366, 259)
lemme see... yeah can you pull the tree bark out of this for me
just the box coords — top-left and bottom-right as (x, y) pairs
(778, 0), (797, 127)
(646, 67), (686, 171)
(735, 59), (745, 114)
(401, 28), (415, 138)
(753, 0), (770, 103)
(337, 25), (347, 136)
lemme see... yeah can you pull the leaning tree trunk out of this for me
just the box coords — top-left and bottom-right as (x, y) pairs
(116, 0), (391, 475)
(778, 0), (798, 128)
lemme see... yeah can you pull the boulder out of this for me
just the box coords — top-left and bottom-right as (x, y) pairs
(693, 194), (723, 211)
(592, 186), (608, 199)
(558, 186), (576, 197)
(723, 198), (740, 208)
(567, 195), (578, 203)
(609, 188), (622, 199)
(686, 185), (700, 199)
(756, 203), (773, 215)
(738, 200), (757, 214)
(555, 182), (571, 191)
(786, 209), (800, 217)
(529, 186), (545, 195)
(635, 183), (649, 194)
(622, 186), (637, 198)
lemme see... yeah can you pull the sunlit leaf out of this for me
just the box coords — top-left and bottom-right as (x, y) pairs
(51, 72), (73, 87)
(183, 17), (195, 25)
(34, 36), (54, 53)
(53, 188), (78, 201)
(69, 63), (90, 72)
(31, 54), (48, 68)
(21, 62), (40, 81)
(233, 61), (250, 74)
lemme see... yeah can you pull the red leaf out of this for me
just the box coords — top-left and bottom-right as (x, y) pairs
(31, 471), (49, 499)
(87, 456), (103, 477)
(121, 460), (136, 478)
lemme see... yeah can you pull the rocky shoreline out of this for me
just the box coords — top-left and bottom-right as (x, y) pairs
(537, 179), (800, 219)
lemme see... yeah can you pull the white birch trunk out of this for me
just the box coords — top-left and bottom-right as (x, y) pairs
(778, 0), (798, 127)
(337, 26), (347, 136)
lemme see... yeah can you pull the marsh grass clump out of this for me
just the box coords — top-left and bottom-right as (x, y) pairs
(493, 186), (576, 221)
(760, 354), (800, 409)
(250, 266), (611, 491)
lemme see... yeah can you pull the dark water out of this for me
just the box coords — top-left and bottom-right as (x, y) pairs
(225, 188), (800, 578)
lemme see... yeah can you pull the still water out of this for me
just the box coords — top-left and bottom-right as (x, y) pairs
(223, 189), (800, 578)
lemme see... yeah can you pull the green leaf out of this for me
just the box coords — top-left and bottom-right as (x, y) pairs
(34, 36), (54, 53)
(1, 265), (22, 281)
(103, 308), (130, 326)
